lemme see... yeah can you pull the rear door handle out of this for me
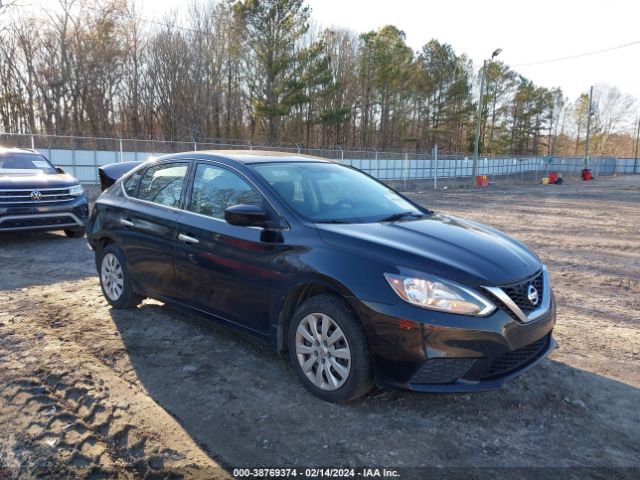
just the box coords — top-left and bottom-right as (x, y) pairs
(120, 218), (135, 227)
(178, 233), (199, 245)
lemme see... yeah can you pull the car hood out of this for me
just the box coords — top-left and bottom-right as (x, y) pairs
(316, 213), (541, 285)
(0, 173), (79, 189)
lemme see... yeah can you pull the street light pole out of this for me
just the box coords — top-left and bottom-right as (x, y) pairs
(473, 48), (501, 182)
(472, 59), (487, 180)
(584, 85), (594, 169)
(633, 116), (639, 174)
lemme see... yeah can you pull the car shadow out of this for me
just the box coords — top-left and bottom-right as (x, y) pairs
(110, 303), (640, 476)
(0, 231), (95, 290)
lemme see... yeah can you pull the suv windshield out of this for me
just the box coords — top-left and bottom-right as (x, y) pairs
(0, 153), (56, 175)
(252, 162), (425, 223)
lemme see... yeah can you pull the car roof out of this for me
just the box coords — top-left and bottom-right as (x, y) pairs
(161, 150), (330, 165)
(0, 147), (40, 155)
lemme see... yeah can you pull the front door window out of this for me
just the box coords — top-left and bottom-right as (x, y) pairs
(188, 164), (263, 219)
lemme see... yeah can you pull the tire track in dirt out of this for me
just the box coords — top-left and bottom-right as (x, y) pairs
(0, 285), (227, 479)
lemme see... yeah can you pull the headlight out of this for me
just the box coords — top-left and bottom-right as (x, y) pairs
(384, 273), (495, 316)
(69, 184), (84, 196)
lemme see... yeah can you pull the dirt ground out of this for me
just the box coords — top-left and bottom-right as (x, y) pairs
(1, 175), (639, 479)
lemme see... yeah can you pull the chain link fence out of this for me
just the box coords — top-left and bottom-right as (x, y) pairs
(1, 132), (638, 189)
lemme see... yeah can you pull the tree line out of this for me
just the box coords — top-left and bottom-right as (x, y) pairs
(0, 0), (638, 156)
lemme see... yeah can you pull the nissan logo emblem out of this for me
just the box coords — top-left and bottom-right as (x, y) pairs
(527, 284), (539, 306)
(30, 190), (42, 201)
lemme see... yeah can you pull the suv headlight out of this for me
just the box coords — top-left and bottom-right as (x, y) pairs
(69, 184), (84, 196)
(384, 273), (495, 316)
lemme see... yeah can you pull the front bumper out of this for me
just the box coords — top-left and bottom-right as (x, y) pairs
(351, 292), (557, 393)
(0, 195), (89, 232)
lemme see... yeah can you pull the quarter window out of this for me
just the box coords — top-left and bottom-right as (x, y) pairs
(136, 162), (188, 208)
(123, 169), (144, 196)
(188, 164), (263, 220)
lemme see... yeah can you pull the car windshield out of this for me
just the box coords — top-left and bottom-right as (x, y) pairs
(252, 162), (426, 223)
(0, 153), (56, 175)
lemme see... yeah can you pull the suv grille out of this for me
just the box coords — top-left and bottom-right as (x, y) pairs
(0, 188), (75, 206)
(480, 335), (549, 379)
(501, 271), (544, 314)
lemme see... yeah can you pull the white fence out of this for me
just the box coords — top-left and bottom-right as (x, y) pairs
(2, 133), (638, 186)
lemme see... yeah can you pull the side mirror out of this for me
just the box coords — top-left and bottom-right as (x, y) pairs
(224, 204), (268, 227)
(56, 167), (65, 174)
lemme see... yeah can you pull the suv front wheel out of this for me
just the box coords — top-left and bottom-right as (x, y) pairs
(288, 294), (373, 403)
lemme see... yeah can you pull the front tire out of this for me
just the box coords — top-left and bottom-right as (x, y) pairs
(288, 294), (373, 403)
(98, 244), (142, 309)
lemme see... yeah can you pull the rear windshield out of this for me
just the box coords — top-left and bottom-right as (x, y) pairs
(0, 153), (56, 175)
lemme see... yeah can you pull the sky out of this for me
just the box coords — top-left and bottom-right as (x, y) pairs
(306, 0), (640, 103)
(26, 0), (640, 103)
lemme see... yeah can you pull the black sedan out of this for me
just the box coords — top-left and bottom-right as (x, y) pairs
(87, 151), (556, 402)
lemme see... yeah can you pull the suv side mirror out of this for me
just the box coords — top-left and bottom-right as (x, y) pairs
(56, 167), (65, 174)
(224, 204), (268, 228)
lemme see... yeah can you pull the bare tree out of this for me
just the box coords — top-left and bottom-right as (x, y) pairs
(590, 83), (637, 155)
(1, 0), (638, 156)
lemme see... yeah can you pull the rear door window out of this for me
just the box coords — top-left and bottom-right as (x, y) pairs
(135, 162), (189, 208)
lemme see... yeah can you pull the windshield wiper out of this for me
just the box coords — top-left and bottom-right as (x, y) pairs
(317, 212), (428, 224)
(379, 212), (427, 222)
(316, 219), (352, 224)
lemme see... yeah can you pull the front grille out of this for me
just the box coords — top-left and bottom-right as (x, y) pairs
(410, 358), (475, 384)
(0, 188), (75, 206)
(485, 293), (521, 322)
(501, 271), (544, 314)
(480, 335), (549, 379)
(0, 215), (77, 229)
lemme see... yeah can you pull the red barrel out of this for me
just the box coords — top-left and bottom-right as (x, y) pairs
(475, 175), (489, 187)
(581, 169), (593, 181)
(548, 171), (558, 184)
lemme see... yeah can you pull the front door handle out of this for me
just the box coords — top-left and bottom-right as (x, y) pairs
(178, 233), (199, 245)
(120, 218), (135, 228)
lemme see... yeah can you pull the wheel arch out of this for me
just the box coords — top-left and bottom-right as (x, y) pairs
(95, 235), (115, 251)
(92, 233), (121, 268)
(273, 278), (361, 353)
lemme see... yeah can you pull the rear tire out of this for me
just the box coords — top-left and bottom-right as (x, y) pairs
(64, 227), (86, 238)
(288, 294), (373, 403)
(98, 243), (143, 309)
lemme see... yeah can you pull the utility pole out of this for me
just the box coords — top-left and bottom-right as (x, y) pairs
(584, 86), (594, 168)
(473, 48), (501, 182)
